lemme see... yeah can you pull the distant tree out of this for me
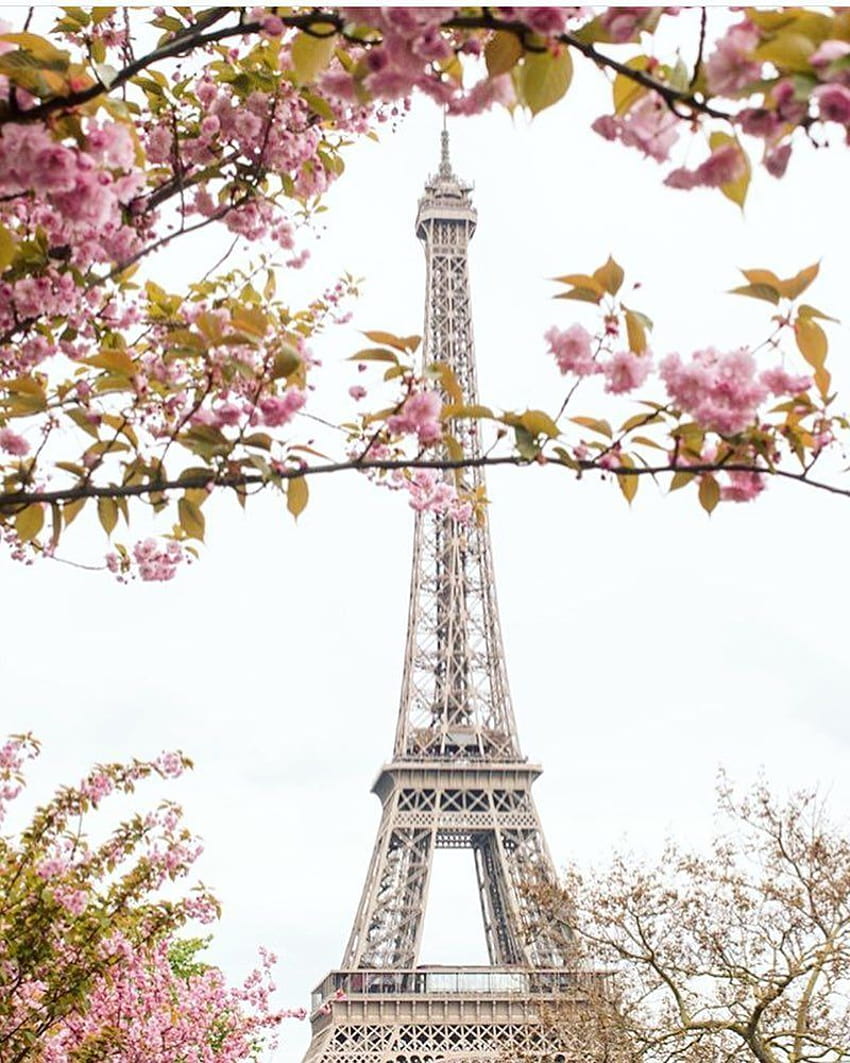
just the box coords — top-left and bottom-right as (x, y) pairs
(1, 8), (850, 578)
(538, 777), (850, 1063)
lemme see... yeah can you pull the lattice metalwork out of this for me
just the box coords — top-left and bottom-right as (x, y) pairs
(302, 134), (575, 1063)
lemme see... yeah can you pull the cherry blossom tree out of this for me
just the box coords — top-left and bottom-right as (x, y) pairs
(0, 735), (297, 1061)
(2, 7), (850, 579)
(538, 778), (850, 1063)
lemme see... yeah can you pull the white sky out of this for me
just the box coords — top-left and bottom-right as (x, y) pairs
(4, 9), (850, 1061)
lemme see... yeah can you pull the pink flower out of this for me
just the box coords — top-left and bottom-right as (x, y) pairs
(814, 83), (850, 125)
(705, 21), (762, 96)
(737, 107), (781, 139)
(257, 388), (306, 428)
(0, 428), (29, 456)
(765, 143), (792, 178)
(599, 7), (643, 43)
(545, 323), (598, 376)
(349, 385), (367, 401)
(660, 348), (767, 435)
(665, 143), (745, 190)
(760, 367), (811, 395)
(810, 39), (850, 68)
(721, 469), (765, 502)
(603, 349), (652, 394)
(387, 390), (442, 445)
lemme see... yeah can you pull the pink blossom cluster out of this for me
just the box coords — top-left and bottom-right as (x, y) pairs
(0, 119), (145, 274)
(319, 8), (520, 115)
(592, 94), (680, 162)
(402, 468), (473, 521)
(107, 538), (186, 582)
(545, 324), (651, 393)
(705, 21), (762, 96)
(660, 348), (810, 435)
(665, 142), (746, 190)
(387, 390), (443, 446)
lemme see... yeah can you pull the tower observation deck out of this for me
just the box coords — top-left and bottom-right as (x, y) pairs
(301, 132), (595, 1063)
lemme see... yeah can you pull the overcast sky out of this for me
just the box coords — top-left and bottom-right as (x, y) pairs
(4, 9), (850, 1061)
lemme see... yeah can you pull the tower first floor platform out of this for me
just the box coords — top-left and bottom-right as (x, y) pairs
(302, 966), (605, 1062)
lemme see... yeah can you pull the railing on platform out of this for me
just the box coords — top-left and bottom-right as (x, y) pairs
(310, 966), (608, 1012)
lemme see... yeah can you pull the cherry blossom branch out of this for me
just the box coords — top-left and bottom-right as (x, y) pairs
(2, 455), (850, 510)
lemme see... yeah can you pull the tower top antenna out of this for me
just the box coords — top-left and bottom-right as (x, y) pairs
(439, 121), (452, 179)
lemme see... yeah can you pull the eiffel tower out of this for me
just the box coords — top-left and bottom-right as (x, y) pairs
(302, 133), (586, 1063)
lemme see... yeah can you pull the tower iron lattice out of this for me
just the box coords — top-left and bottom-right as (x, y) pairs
(302, 133), (591, 1063)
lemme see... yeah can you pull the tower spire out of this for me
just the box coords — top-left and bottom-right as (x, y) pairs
(439, 117), (452, 179)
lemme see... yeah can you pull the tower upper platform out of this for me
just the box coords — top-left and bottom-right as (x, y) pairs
(415, 128), (477, 237)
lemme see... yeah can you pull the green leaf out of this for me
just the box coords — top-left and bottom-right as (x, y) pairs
(97, 496), (118, 536)
(15, 504), (44, 542)
(287, 475), (309, 519)
(485, 30), (523, 77)
(728, 283), (780, 304)
(698, 474), (720, 514)
(178, 496), (205, 541)
(291, 26), (338, 85)
(519, 47), (573, 116)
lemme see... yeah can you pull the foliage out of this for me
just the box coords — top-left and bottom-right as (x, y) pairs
(543, 778), (850, 1063)
(2, 7), (850, 578)
(0, 736), (295, 1061)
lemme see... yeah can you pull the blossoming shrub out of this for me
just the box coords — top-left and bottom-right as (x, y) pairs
(0, 736), (291, 1061)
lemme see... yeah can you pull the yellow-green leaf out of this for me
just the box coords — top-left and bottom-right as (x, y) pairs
(553, 273), (605, 294)
(570, 416), (612, 439)
(97, 496), (118, 536)
(698, 474), (720, 514)
(755, 31), (815, 73)
(613, 55), (651, 114)
(348, 347), (399, 364)
(287, 475), (309, 519)
(617, 469), (638, 504)
(778, 261), (819, 301)
(15, 504), (44, 542)
(0, 224), (17, 272)
(63, 497), (86, 527)
(728, 283), (780, 304)
(520, 410), (559, 438)
(178, 496), (205, 541)
(797, 303), (837, 322)
(485, 30), (523, 77)
(741, 267), (782, 288)
(362, 330), (410, 352)
(794, 315), (827, 367)
(670, 469), (696, 491)
(87, 348), (137, 375)
(593, 256), (624, 296)
(291, 26), (337, 85)
(624, 309), (647, 353)
(519, 47), (573, 116)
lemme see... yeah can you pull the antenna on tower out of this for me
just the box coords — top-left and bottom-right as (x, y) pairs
(439, 111), (452, 179)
